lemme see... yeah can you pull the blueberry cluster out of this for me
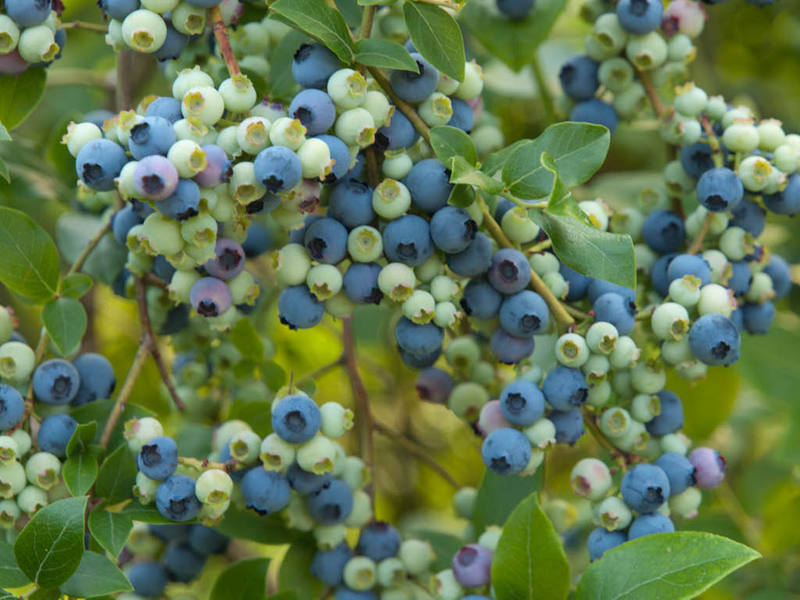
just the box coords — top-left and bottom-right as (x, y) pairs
(0, 0), (65, 74)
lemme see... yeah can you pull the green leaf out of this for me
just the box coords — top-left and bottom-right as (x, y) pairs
(42, 297), (87, 357)
(94, 444), (138, 504)
(14, 497), (87, 588)
(358, 0), (390, 5)
(0, 206), (59, 302)
(211, 558), (269, 600)
(450, 156), (505, 194)
(67, 422), (97, 458)
(403, 2), (465, 81)
(268, 30), (308, 101)
(88, 510), (133, 558)
(59, 551), (132, 598)
(500, 123), (611, 199)
(0, 68), (47, 130)
(227, 399), (272, 438)
(71, 399), (154, 451)
(472, 468), (543, 533)
(0, 591), (16, 600)
(230, 318), (265, 363)
(0, 158), (8, 184)
(491, 492), (570, 600)
(575, 532), (760, 600)
(60, 273), (93, 299)
(461, 0), (566, 71)
(540, 152), (593, 226)
(29, 589), (59, 600)
(448, 183), (476, 208)
(269, 0), (355, 62)
(0, 541), (29, 588)
(263, 361), (287, 391)
(355, 38), (419, 72)
(278, 535), (324, 598)
(0, 124), (10, 141)
(62, 454), (99, 497)
(117, 500), (175, 524)
(215, 505), (295, 545)
(430, 125), (478, 166)
(334, 0), (363, 26)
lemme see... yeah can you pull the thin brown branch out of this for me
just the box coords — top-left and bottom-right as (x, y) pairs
(99, 342), (151, 448)
(358, 4), (377, 39)
(688, 212), (714, 254)
(581, 407), (632, 471)
(116, 49), (133, 111)
(636, 68), (665, 118)
(61, 20), (108, 33)
(210, 6), (240, 77)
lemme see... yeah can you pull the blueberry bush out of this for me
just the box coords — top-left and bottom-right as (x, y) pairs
(0, 0), (797, 597)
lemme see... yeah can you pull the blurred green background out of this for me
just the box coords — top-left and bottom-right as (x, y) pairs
(2, 0), (800, 597)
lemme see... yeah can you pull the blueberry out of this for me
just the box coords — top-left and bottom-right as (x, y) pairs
(688, 313), (741, 366)
(138, 436), (178, 481)
(304, 218), (348, 264)
(190, 277), (233, 317)
(587, 280), (636, 305)
(38, 414), (77, 458)
(452, 544), (493, 588)
(642, 210), (685, 254)
(128, 116), (176, 160)
(666, 254), (711, 287)
(688, 446), (726, 489)
(111, 205), (143, 244)
(395, 317), (444, 359)
(312, 543), (353, 586)
(559, 55), (599, 101)
(621, 464), (670, 513)
(560, 263), (592, 301)
(399, 346), (441, 369)
(289, 88), (337, 136)
(628, 513), (674, 540)
(163, 541), (206, 582)
(188, 525), (229, 556)
(356, 522), (401, 561)
(500, 380), (545, 426)
(550, 408), (585, 445)
(494, 198), (515, 223)
(279, 286), (324, 330)
(33, 359), (80, 405)
(679, 141), (714, 179)
(240, 468), (290, 515)
(488, 248), (531, 295)
(149, 523), (191, 542)
(155, 475), (202, 522)
(343, 262), (383, 304)
(334, 589), (378, 600)
(76, 139), (127, 191)
(415, 367), (454, 404)
(696, 167), (743, 212)
(764, 254), (792, 300)
(133, 155), (179, 201)
(205, 238), (246, 281)
(763, 173), (800, 215)
(242, 223), (272, 258)
(730, 199), (766, 237)
(430, 205), (476, 253)
(152, 255), (176, 282)
(447, 233), (493, 277)
(742, 301), (775, 334)
(490, 329), (535, 364)
(71, 353), (116, 406)
(654, 452), (695, 495)
(272, 394), (321, 444)
(375, 111), (419, 151)
(127, 561), (168, 597)
(587, 528), (626, 561)
(404, 158), (452, 214)
(542, 365), (588, 411)
(153, 23), (188, 61)
(390, 53), (440, 104)
(316, 135), (350, 183)
(254, 145), (303, 193)
(158, 178), (200, 221)
(194, 144), (232, 187)
(499, 290), (549, 337)
(448, 98), (476, 132)
(482, 427), (531, 474)
(497, 0), (535, 19)
(645, 390), (683, 436)
(307, 478), (353, 525)
(292, 43), (341, 89)
(593, 292), (636, 335)
(570, 99), (618, 133)
(145, 96), (183, 123)
(616, 0), (664, 33)
(728, 260), (752, 296)
(0, 384), (24, 431)
(650, 253), (678, 297)
(382, 215), (433, 267)
(6, 0), (51, 27)
(460, 278), (502, 320)
(328, 178), (375, 230)
(287, 462), (331, 495)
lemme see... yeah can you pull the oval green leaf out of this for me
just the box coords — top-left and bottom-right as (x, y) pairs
(403, 2), (465, 81)
(0, 541), (29, 588)
(356, 39), (419, 72)
(0, 68), (47, 130)
(575, 532), (760, 600)
(60, 273), (93, 299)
(211, 557), (269, 600)
(94, 444), (138, 504)
(42, 297), (87, 357)
(472, 468), (543, 534)
(0, 206), (59, 302)
(430, 126), (478, 167)
(269, 0), (355, 62)
(88, 510), (133, 558)
(492, 491), (570, 600)
(14, 496), (87, 588)
(62, 454), (99, 497)
(59, 551), (132, 598)
(278, 536), (324, 599)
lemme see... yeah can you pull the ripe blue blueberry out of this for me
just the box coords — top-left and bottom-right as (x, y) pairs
(645, 390), (683, 436)
(415, 367), (454, 404)
(0, 384), (24, 431)
(394, 317), (444, 358)
(138, 436), (178, 481)
(278, 285), (324, 330)
(75, 139), (127, 191)
(158, 178), (200, 221)
(559, 55), (599, 101)
(6, 0), (51, 27)
(593, 292), (636, 335)
(430, 206), (477, 254)
(153, 24), (188, 61)
(334, 589), (378, 600)
(587, 528), (626, 561)
(289, 88), (337, 136)
(628, 513), (675, 539)
(490, 329), (535, 364)
(500, 380), (545, 426)
(488, 248), (531, 295)
(356, 521), (401, 561)
(71, 353), (116, 406)
(254, 145), (303, 193)
(679, 141), (714, 178)
(38, 414), (77, 458)
(163, 541), (206, 582)
(188, 525), (229, 556)
(328, 178), (375, 230)
(146, 96), (182, 123)
(742, 301), (775, 334)
(499, 290), (550, 337)
(730, 199), (766, 237)
(272, 394), (321, 444)
(667, 254), (711, 287)
(99, 0), (138, 19)
(155, 474), (202, 522)
(404, 158), (453, 214)
(497, 0), (535, 19)
(560, 263), (592, 301)
(460, 278), (502, 320)
(728, 260), (752, 296)
(642, 210), (685, 253)
(33, 359), (80, 405)
(688, 446), (726, 489)
(481, 427), (532, 475)
(287, 461), (331, 495)
(650, 253), (678, 297)
(688, 313), (741, 366)
(390, 53), (440, 104)
(190, 277), (233, 317)
(696, 167), (743, 212)
(307, 478), (354, 525)
(240, 468), (291, 514)
(621, 464), (671, 513)
(243, 223), (272, 258)
(570, 99), (618, 133)
(382, 214), (433, 267)
(586, 280), (636, 305)
(133, 155), (179, 201)
(317, 135), (351, 183)
(447, 232), (493, 277)
(292, 43), (341, 89)
(112, 205), (143, 244)
(304, 217), (349, 264)
(550, 408), (585, 445)
(542, 365), (588, 410)
(616, 0), (664, 33)
(399, 347), (440, 369)
(127, 561), (168, 597)
(452, 544), (493, 588)
(764, 254), (791, 299)
(448, 98), (476, 132)
(375, 111), (419, 151)
(128, 116), (176, 160)
(343, 262), (383, 304)
(205, 238), (246, 281)
(194, 144), (232, 187)
(654, 451), (696, 495)
(312, 543), (353, 586)
(763, 173), (800, 216)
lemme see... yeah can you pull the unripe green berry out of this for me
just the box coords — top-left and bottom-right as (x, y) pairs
(134, 471), (159, 504)
(661, 338), (692, 365)
(433, 569), (463, 600)
(669, 486), (702, 518)
(430, 275), (459, 302)
(11, 430), (31, 456)
(124, 417), (164, 453)
(0, 437), (17, 465)
(501, 206), (540, 244)
(613, 82), (648, 119)
(586, 321), (618, 354)
(372, 178), (411, 219)
(631, 362), (666, 394)
(344, 489), (372, 528)
(454, 60), (484, 100)
(219, 75), (257, 113)
(325, 293), (355, 319)
(773, 144), (798, 174)
(667, 34), (695, 63)
(722, 119), (759, 154)
(342, 456), (369, 491)
(587, 380), (612, 407)
(319, 402), (354, 439)
(705, 95), (727, 121)
(363, 90), (393, 128)
(757, 118), (786, 152)
(399, 539), (434, 575)
(745, 271), (774, 304)
(593, 496), (632, 531)
(378, 263), (416, 302)
(328, 69), (368, 110)
(382, 151), (413, 180)
(269, 117), (306, 151)
(444, 336), (481, 370)
(415, 253), (444, 283)
(18, 25), (59, 63)
(121, 10), (167, 53)
(583, 354), (610, 384)
(0, 461), (24, 499)
(168, 139), (207, 178)
(556, 333), (590, 367)
(182, 86), (225, 126)
(529, 252), (559, 277)
(377, 557), (406, 588)
(140, 213), (185, 256)
(599, 407), (631, 439)
(348, 226), (383, 263)
(434, 301), (459, 328)
(314, 523), (347, 550)
(0, 342), (34, 383)
(275, 243), (312, 287)
(195, 468), (233, 506)
(236, 117), (272, 155)
(335, 108), (376, 148)
(448, 382), (488, 420)
(0, 498), (20, 528)
(306, 264), (343, 301)
(453, 486), (477, 519)
(663, 160), (694, 196)
(25, 452), (60, 490)
(626, 32), (668, 70)
(651, 302), (690, 341)
(674, 83), (708, 117)
(17, 485), (48, 514)
(542, 271), (568, 299)
(593, 13), (628, 54)
(344, 556), (377, 591)
(171, 2), (206, 35)
(660, 432), (690, 455)
(419, 93), (453, 127)
(697, 283), (735, 317)
(570, 457), (612, 501)
(296, 436), (336, 475)
(0, 15), (20, 55)
(403, 290), (436, 324)
(259, 433), (296, 471)
(229, 430), (261, 463)
(598, 57), (634, 94)
(229, 161), (266, 205)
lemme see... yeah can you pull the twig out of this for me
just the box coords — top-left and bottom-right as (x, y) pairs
(46, 69), (114, 89)
(178, 456), (238, 473)
(116, 49), (133, 111)
(367, 67), (431, 145)
(141, 272), (169, 290)
(364, 147), (380, 188)
(636, 68), (665, 118)
(69, 220), (113, 277)
(61, 20), (108, 33)
(358, 4), (377, 39)
(580, 407), (631, 471)
(210, 6), (240, 77)
(99, 342), (151, 448)
(530, 53), (555, 125)
(563, 304), (590, 320)
(134, 277), (185, 411)
(296, 356), (345, 386)
(714, 479), (761, 550)
(688, 212), (714, 254)
(372, 419), (460, 488)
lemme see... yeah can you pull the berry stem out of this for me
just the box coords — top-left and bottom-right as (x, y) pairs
(367, 66), (431, 145)
(358, 4), (377, 40)
(636, 68), (665, 118)
(178, 455), (238, 473)
(99, 342), (151, 449)
(134, 277), (185, 411)
(60, 20), (108, 34)
(580, 407), (631, 471)
(210, 6), (241, 78)
(372, 419), (460, 488)
(688, 212), (714, 254)
(530, 53), (556, 125)
(46, 69), (114, 89)
(116, 49), (134, 111)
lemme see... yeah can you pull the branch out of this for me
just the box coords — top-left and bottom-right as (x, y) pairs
(99, 342), (151, 448)
(688, 212), (714, 255)
(367, 67), (431, 145)
(61, 20), (108, 33)
(580, 407), (632, 471)
(636, 68), (665, 118)
(210, 6), (240, 77)
(358, 4), (377, 40)
(116, 49), (134, 111)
